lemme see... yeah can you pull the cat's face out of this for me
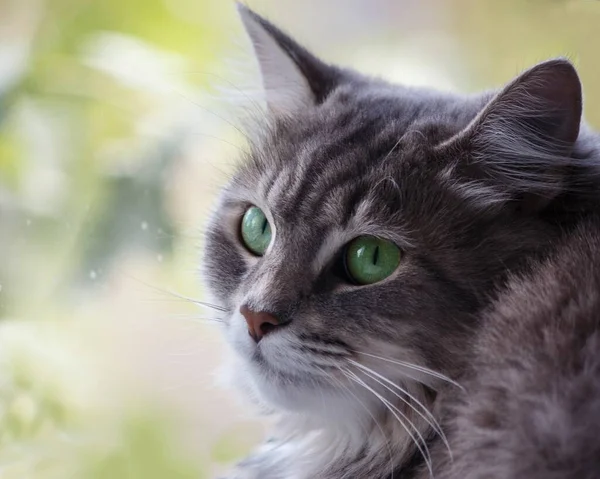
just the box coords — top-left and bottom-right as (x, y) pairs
(202, 7), (582, 418)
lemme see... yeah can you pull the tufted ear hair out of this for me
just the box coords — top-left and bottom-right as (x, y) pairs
(237, 3), (342, 117)
(439, 59), (583, 212)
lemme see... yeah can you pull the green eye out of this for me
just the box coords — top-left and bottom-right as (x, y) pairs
(345, 236), (401, 285)
(241, 206), (272, 255)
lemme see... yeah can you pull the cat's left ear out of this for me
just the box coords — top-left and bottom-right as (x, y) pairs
(440, 59), (582, 212)
(237, 4), (342, 116)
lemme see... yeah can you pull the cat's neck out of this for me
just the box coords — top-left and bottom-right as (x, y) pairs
(236, 384), (434, 479)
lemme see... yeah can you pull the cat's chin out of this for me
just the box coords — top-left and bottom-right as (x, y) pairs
(223, 354), (363, 422)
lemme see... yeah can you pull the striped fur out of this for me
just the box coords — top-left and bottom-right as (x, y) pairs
(201, 6), (600, 479)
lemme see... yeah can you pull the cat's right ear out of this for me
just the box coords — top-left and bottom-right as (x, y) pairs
(237, 4), (341, 117)
(437, 59), (583, 213)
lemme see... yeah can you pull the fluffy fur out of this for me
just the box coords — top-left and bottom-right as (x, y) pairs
(432, 218), (600, 479)
(201, 5), (600, 478)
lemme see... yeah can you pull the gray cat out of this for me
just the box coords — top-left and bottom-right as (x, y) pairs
(202, 5), (600, 478)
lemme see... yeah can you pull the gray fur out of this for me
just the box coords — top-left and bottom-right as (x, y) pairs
(201, 6), (600, 479)
(431, 218), (600, 479)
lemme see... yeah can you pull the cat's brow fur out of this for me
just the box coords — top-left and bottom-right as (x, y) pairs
(202, 5), (600, 479)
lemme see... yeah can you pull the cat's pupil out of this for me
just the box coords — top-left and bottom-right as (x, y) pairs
(373, 245), (379, 265)
(261, 219), (268, 235)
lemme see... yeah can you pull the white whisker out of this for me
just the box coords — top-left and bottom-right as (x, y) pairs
(350, 349), (464, 391)
(123, 274), (229, 312)
(341, 368), (434, 478)
(172, 314), (225, 325)
(349, 360), (453, 462)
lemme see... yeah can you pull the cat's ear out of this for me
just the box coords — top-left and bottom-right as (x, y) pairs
(237, 4), (341, 116)
(442, 59), (582, 212)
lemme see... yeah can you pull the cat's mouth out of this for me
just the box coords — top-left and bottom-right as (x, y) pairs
(234, 330), (348, 391)
(252, 351), (334, 385)
(242, 347), (366, 416)
(250, 342), (342, 381)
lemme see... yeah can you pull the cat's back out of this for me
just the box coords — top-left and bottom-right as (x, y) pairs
(442, 217), (600, 479)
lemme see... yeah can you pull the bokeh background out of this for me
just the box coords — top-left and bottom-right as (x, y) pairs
(1, 0), (599, 477)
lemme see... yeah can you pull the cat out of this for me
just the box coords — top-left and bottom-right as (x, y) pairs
(201, 4), (600, 478)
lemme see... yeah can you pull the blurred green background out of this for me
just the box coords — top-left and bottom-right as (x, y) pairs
(1, 0), (599, 477)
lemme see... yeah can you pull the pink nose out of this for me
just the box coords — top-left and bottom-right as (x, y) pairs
(240, 305), (280, 343)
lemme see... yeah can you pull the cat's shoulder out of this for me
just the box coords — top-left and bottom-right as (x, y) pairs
(442, 217), (600, 479)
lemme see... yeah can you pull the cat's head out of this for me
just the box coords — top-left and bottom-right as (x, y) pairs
(202, 6), (583, 420)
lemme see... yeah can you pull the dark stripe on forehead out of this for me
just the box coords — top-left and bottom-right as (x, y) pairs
(263, 159), (297, 204)
(258, 106), (408, 223)
(299, 143), (405, 223)
(282, 121), (383, 207)
(275, 140), (322, 204)
(302, 169), (367, 222)
(284, 166), (366, 224)
(261, 166), (280, 200)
